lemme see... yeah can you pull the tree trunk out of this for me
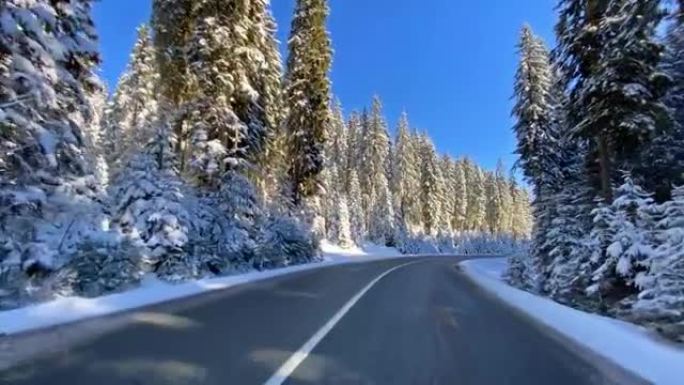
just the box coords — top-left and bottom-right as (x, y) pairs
(597, 133), (613, 202)
(175, 116), (187, 172)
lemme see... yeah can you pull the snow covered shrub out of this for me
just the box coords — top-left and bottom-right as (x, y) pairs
(325, 189), (354, 248)
(504, 253), (533, 290)
(111, 151), (194, 281)
(436, 231), (457, 253)
(0, 264), (27, 310)
(454, 233), (527, 255)
(630, 185), (684, 341)
(214, 170), (263, 267)
(591, 177), (659, 306)
(257, 214), (319, 269)
(545, 193), (592, 303)
(0, 176), (110, 276)
(394, 231), (440, 254)
(52, 238), (144, 297)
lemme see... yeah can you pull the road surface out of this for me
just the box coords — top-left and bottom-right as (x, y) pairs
(0, 257), (619, 385)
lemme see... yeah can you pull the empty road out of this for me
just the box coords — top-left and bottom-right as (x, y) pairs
(0, 257), (623, 385)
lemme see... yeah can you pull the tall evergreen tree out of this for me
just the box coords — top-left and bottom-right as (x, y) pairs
(439, 155), (456, 234)
(1, 0), (103, 275)
(249, 0), (286, 201)
(347, 169), (365, 243)
(105, 24), (159, 171)
(152, 0), (284, 181)
(452, 159), (469, 232)
(346, 112), (363, 186)
(152, 0), (195, 170)
(464, 159), (487, 232)
(512, 25), (558, 187)
(555, 0), (671, 200)
(511, 24), (563, 289)
(326, 100), (349, 185)
(359, 97), (394, 243)
(640, 1), (684, 201)
(283, 0), (333, 207)
(417, 134), (444, 235)
(391, 112), (421, 231)
(495, 160), (513, 234)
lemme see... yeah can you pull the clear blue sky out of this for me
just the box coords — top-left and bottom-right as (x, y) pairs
(93, 0), (557, 172)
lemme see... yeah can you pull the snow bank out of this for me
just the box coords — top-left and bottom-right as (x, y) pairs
(460, 258), (684, 385)
(0, 242), (406, 336)
(320, 240), (403, 262)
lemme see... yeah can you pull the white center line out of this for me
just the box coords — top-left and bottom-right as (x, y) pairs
(262, 260), (422, 385)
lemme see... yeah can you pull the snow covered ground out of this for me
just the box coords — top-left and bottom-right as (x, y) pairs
(460, 258), (684, 385)
(320, 240), (403, 262)
(0, 243), (405, 336)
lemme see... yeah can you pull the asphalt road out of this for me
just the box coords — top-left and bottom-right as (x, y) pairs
(0, 257), (619, 385)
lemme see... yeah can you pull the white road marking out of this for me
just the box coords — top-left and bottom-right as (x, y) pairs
(262, 260), (422, 385)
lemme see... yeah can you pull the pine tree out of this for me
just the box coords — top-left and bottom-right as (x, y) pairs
(417, 134), (444, 236)
(105, 24), (159, 171)
(335, 192), (354, 248)
(391, 112), (421, 231)
(536, 130), (595, 294)
(371, 173), (396, 245)
(511, 24), (564, 289)
(327, 101), (349, 182)
(184, 8), (247, 188)
(510, 181), (533, 239)
(640, 2), (684, 201)
(1, 0), (103, 278)
(586, 199), (617, 296)
(321, 101), (354, 246)
(85, 86), (110, 188)
(545, 186), (591, 303)
(439, 155), (456, 234)
(346, 112), (363, 182)
(151, 0), (195, 170)
(592, 176), (660, 304)
(485, 171), (500, 234)
(633, 185), (684, 341)
(250, 0), (285, 136)
(153, 0), (283, 180)
(111, 118), (194, 281)
(347, 169), (365, 243)
(495, 160), (513, 234)
(217, 169), (264, 267)
(244, 0), (285, 169)
(505, 253), (533, 290)
(358, 97), (395, 243)
(246, 0), (286, 202)
(555, 0), (671, 200)
(464, 160), (486, 232)
(512, 25), (558, 186)
(451, 159), (468, 232)
(284, 0), (333, 207)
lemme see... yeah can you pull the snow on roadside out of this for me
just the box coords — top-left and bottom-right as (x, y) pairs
(320, 240), (403, 262)
(0, 242), (406, 336)
(460, 258), (684, 385)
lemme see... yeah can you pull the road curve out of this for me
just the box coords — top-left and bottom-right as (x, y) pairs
(0, 257), (616, 385)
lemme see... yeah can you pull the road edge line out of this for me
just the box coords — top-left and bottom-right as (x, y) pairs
(262, 260), (422, 385)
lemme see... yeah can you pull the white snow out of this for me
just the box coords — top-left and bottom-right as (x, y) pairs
(0, 242), (406, 336)
(460, 258), (684, 385)
(320, 240), (403, 262)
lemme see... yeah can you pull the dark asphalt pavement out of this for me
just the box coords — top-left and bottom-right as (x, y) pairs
(0, 257), (619, 385)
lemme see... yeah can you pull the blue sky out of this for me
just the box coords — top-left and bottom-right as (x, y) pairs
(93, 0), (557, 172)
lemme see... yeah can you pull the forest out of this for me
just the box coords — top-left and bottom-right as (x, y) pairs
(0, 0), (530, 311)
(510, 0), (684, 341)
